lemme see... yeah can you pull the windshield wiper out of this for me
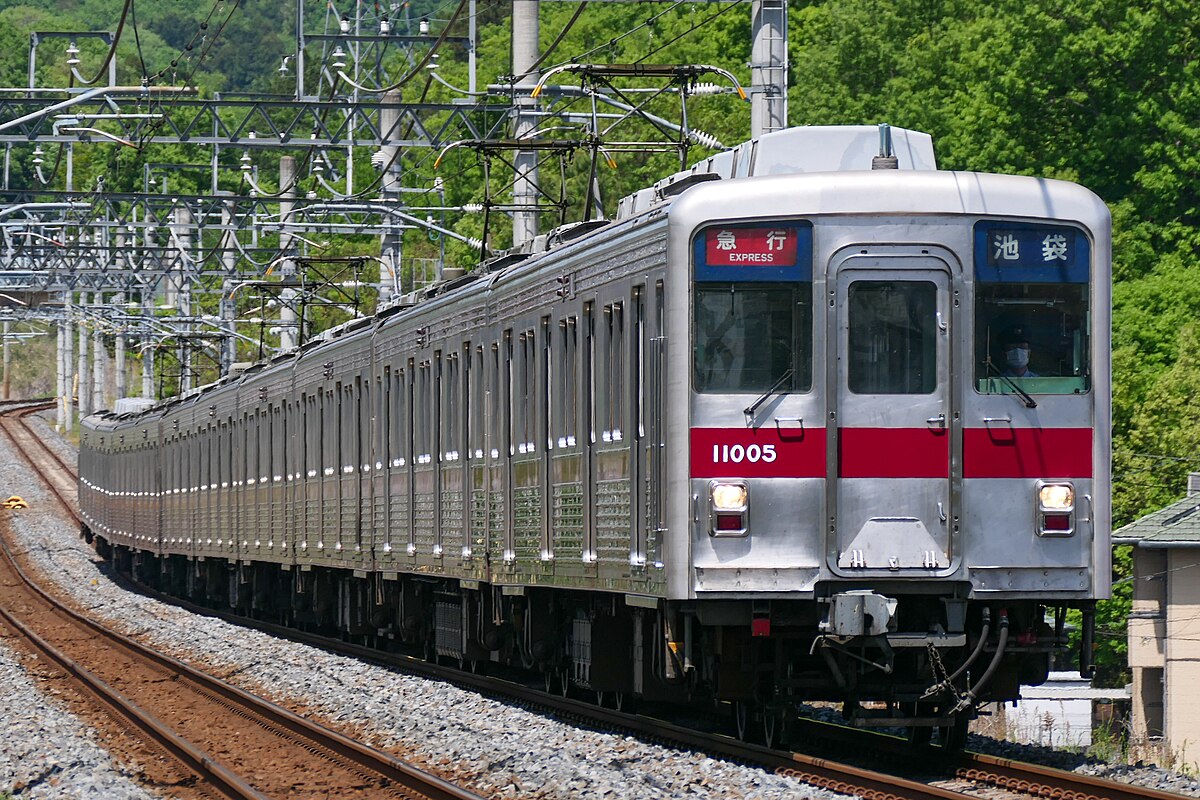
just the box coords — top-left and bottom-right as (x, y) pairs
(984, 358), (1037, 409)
(744, 367), (794, 425)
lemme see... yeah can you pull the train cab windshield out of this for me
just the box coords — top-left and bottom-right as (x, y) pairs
(691, 222), (814, 394)
(973, 223), (1091, 395)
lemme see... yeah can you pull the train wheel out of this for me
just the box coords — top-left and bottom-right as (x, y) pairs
(733, 700), (751, 741)
(908, 725), (933, 746)
(761, 707), (781, 749)
(939, 714), (970, 751)
(906, 702), (934, 747)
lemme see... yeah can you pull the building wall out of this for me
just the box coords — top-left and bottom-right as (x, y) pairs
(1165, 551), (1200, 765)
(1130, 548), (1167, 668)
(1129, 547), (1167, 741)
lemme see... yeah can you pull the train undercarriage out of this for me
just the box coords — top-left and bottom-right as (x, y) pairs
(100, 538), (1094, 750)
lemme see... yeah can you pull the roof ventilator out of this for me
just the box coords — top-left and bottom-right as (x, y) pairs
(872, 123), (899, 170)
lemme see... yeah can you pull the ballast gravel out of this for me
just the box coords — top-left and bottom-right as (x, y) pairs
(0, 639), (158, 799)
(8, 412), (1200, 799)
(3, 415), (851, 800)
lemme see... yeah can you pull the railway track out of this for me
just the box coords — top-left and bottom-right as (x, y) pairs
(2, 401), (1181, 800)
(0, 402), (485, 800)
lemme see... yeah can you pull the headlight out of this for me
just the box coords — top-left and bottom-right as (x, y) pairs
(1038, 483), (1075, 511)
(711, 482), (748, 511)
(708, 481), (749, 537)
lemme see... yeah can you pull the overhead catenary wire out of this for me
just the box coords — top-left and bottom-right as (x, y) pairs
(634, 0), (744, 65)
(560, 1), (686, 66)
(70, 0), (135, 86)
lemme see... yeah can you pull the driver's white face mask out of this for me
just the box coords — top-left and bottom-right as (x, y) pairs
(1006, 347), (1029, 369)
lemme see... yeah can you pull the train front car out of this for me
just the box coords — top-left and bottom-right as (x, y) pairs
(665, 129), (1111, 745)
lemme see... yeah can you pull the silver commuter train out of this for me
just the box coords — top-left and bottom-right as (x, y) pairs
(80, 125), (1111, 745)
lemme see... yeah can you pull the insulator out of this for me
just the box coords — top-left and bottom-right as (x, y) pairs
(370, 150), (387, 171)
(690, 82), (725, 96)
(462, 204), (483, 213)
(688, 129), (723, 149)
(466, 237), (483, 250)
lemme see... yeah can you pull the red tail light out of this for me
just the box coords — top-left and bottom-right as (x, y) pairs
(1042, 512), (1071, 532)
(716, 512), (745, 531)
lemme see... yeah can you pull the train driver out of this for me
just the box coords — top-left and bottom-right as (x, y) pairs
(1001, 326), (1039, 378)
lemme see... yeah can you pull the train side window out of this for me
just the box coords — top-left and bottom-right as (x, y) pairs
(541, 317), (552, 451)
(973, 223), (1091, 394)
(303, 394), (317, 478)
(323, 388), (336, 476)
(240, 413), (248, 486)
(415, 361), (432, 463)
(584, 304), (596, 444)
(513, 329), (535, 454)
(633, 286), (645, 438)
(490, 341), (504, 459)
(345, 380), (359, 473)
(847, 281), (938, 395)
(376, 373), (387, 471)
(389, 368), (407, 467)
(260, 408), (270, 481)
(467, 345), (485, 459)
(604, 302), (625, 441)
(553, 317), (578, 448)
(443, 352), (460, 460)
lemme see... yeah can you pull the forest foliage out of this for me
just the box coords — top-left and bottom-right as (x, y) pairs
(3, 0), (1199, 682)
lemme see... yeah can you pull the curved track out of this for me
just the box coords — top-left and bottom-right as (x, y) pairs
(10, 401), (1180, 800)
(0, 401), (485, 800)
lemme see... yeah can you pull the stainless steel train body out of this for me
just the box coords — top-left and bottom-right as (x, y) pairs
(80, 126), (1111, 739)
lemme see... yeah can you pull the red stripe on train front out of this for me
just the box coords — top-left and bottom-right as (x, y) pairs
(690, 427), (825, 479)
(838, 427), (949, 478)
(963, 427), (1093, 478)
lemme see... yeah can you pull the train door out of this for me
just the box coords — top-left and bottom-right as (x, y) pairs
(828, 254), (956, 573)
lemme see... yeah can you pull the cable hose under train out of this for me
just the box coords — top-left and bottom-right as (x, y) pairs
(947, 607), (992, 684)
(956, 608), (1010, 713)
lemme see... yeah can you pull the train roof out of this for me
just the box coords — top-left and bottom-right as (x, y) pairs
(666, 168), (1110, 238)
(616, 124), (937, 219)
(83, 125), (1108, 427)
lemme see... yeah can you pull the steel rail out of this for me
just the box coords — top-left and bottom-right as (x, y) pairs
(955, 753), (1184, 800)
(0, 404), (485, 800)
(787, 715), (1185, 800)
(5, 402), (81, 524)
(132, 585), (980, 800)
(50, 400), (1171, 800)
(0, 527), (267, 799)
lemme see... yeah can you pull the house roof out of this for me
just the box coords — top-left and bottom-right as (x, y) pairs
(1114, 492), (1200, 547)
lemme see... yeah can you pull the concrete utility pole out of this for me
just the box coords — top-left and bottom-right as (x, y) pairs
(114, 295), (126, 401)
(114, 233), (128, 400)
(512, 0), (540, 245)
(63, 295), (74, 432)
(379, 89), (403, 299)
(55, 320), (64, 430)
(750, 0), (788, 138)
(142, 290), (154, 400)
(77, 302), (90, 417)
(220, 197), (238, 373)
(92, 292), (104, 411)
(278, 155), (299, 351)
(171, 206), (194, 392)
